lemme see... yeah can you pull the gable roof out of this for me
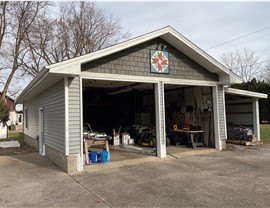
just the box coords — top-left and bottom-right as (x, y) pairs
(48, 26), (241, 82)
(16, 26), (242, 103)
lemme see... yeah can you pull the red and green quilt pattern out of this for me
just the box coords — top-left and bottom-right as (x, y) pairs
(150, 50), (169, 74)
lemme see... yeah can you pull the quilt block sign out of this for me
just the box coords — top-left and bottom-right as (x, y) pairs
(150, 50), (169, 74)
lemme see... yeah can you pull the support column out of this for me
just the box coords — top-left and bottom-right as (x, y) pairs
(64, 77), (69, 156)
(212, 85), (227, 150)
(252, 98), (260, 141)
(155, 82), (166, 158)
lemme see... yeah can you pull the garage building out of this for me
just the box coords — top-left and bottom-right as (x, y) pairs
(16, 26), (266, 173)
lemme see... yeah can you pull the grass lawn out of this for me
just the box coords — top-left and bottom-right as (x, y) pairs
(1, 131), (24, 143)
(260, 124), (270, 144)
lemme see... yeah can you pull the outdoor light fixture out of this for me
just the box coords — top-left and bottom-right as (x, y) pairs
(156, 43), (167, 51)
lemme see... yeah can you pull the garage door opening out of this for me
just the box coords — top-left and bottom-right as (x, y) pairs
(82, 79), (217, 168)
(164, 84), (215, 156)
(82, 79), (158, 166)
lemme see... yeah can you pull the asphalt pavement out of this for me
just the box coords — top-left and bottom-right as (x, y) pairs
(1, 145), (270, 207)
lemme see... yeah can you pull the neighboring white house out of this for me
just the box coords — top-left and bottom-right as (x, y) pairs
(16, 26), (267, 173)
(0, 93), (22, 139)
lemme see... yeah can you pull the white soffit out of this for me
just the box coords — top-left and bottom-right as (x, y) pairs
(16, 72), (63, 103)
(225, 87), (268, 99)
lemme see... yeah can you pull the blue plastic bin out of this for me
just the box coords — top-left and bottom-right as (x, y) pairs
(100, 151), (108, 163)
(89, 151), (97, 164)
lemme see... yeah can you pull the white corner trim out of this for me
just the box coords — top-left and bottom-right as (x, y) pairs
(252, 98), (260, 141)
(64, 77), (69, 156)
(38, 107), (45, 156)
(78, 76), (84, 171)
(212, 86), (222, 150)
(221, 86), (227, 141)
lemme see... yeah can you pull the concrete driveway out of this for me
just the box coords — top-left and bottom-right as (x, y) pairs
(1, 145), (270, 207)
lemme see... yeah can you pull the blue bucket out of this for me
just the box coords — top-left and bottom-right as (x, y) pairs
(100, 151), (108, 163)
(89, 151), (97, 164)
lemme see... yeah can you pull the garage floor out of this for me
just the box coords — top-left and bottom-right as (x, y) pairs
(83, 145), (216, 172)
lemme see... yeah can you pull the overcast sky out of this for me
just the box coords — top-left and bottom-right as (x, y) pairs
(98, 1), (270, 61)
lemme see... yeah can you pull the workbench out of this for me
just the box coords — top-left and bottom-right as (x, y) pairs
(172, 129), (205, 148)
(84, 139), (110, 164)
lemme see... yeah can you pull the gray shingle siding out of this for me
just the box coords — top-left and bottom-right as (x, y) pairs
(24, 80), (65, 153)
(82, 38), (219, 81)
(68, 76), (81, 154)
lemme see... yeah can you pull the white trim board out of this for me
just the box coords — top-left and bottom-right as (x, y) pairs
(81, 72), (219, 87)
(79, 76), (84, 171)
(64, 77), (69, 156)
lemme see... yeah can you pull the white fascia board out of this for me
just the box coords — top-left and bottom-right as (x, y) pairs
(49, 62), (81, 75)
(229, 74), (243, 84)
(225, 87), (268, 99)
(218, 74), (243, 85)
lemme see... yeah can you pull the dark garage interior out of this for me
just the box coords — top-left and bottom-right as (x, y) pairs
(82, 79), (215, 148)
(83, 80), (155, 135)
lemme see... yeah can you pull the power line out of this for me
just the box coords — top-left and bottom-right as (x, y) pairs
(209, 32), (270, 54)
(206, 26), (270, 50)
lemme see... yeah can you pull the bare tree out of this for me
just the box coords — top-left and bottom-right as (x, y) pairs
(0, 1), (129, 100)
(0, 1), (48, 100)
(263, 56), (270, 83)
(220, 48), (264, 82)
(0, 2), (8, 50)
(28, 1), (129, 66)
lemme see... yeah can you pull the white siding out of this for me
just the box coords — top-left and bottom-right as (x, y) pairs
(24, 80), (65, 153)
(68, 76), (81, 154)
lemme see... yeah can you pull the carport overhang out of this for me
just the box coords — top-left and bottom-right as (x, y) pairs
(225, 88), (268, 99)
(224, 87), (268, 141)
